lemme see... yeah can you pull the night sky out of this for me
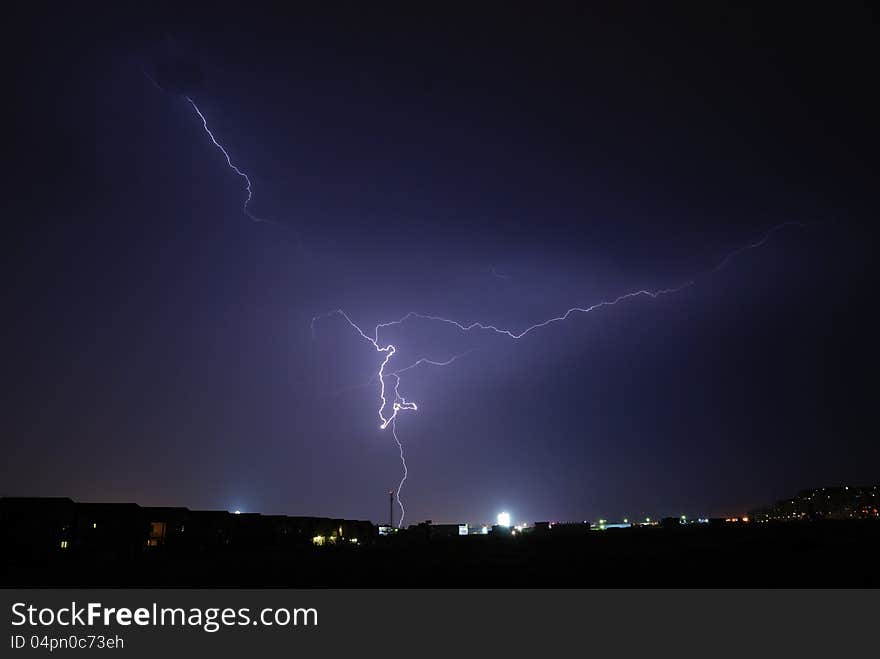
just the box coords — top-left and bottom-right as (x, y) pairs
(4, 2), (876, 525)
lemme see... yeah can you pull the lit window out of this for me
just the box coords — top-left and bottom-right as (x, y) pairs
(60, 540), (68, 549)
(149, 522), (167, 541)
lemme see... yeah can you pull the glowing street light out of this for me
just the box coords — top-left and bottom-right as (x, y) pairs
(497, 512), (511, 528)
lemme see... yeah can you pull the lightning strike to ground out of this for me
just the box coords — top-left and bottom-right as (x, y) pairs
(391, 419), (407, 527)
(311, 222), (806, 528)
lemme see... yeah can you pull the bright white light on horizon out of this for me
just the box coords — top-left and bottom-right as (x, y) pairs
(234, 510), (241, 515)
(497, 512), (511, 528)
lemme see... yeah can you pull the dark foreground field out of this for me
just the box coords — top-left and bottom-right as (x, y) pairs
(3, 521), (879, 587)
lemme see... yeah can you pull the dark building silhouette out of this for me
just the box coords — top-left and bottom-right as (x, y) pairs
(72, 502), (147, 559)
(0, 497), (376, 559)
(3, 494), (880, 587)
(429, 523), (466, 539)
(0, 497), (76, 558)
(544, 522), (591, 536)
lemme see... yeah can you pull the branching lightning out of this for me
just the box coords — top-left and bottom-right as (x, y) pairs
(144, 71), (809, 529)
(374, 284), (694, 342)
(311, 222), (806, 528)
(391, 352), (474, 377)
(316, 309), (420, 430)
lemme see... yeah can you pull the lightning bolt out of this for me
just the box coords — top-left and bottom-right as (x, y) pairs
(391, 419), (407, 527)
(185, 97), (276, 225)
(391, 352), (475, 377)
(373, 284), (693, 342)
(142, 72), (811, 528)
(319, 309), (419, 430)
(311, 222), (807, 528)
(712, 221), (805, 272)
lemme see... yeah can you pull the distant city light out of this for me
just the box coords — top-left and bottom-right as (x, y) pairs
(234, 510), (241, 515)
(497, 512), (511, 528)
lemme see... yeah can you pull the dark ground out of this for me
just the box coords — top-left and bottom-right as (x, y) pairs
(4, 521), (878, 587)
